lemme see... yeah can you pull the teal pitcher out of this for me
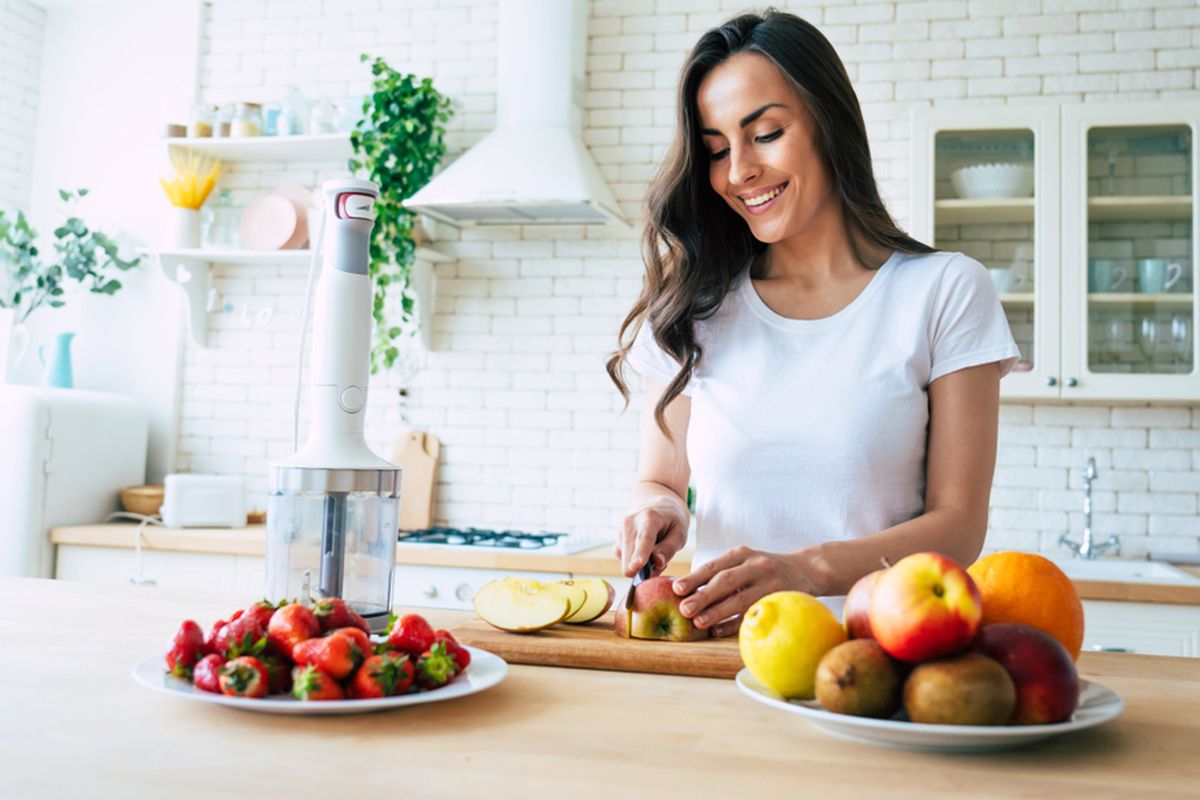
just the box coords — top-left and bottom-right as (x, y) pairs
(38, 332), (75, 388)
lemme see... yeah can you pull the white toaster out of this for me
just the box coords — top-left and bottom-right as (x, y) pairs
(161, 474), (247, 528)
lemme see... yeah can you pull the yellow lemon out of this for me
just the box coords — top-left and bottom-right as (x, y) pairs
(739, 591), (847, 700)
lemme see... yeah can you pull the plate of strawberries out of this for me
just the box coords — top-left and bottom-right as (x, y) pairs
(133, 599), (507, 715)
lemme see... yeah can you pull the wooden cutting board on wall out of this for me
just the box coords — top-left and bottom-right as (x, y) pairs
(392, 429), (440, 530)
(450, 618), (743, 679)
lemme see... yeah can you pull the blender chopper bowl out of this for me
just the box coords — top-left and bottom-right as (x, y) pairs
(265, 177), (400, 633)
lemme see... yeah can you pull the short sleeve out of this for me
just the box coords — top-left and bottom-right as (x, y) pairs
(626, 321), (694, 395)
(928, 254), (1021, 383)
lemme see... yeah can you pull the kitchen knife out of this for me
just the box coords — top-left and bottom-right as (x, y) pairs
(624, 560), (653, 639)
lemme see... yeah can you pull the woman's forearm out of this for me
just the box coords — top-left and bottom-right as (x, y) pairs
(627, 480), (690, 528)
(799, 506), (988, 597)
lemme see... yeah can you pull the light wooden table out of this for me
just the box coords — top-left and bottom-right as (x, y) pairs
(2, 577), (1198, 799)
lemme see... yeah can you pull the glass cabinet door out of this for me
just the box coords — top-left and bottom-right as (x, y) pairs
(1063, 104), (1199, 400)
(911, 107), (1060, 398)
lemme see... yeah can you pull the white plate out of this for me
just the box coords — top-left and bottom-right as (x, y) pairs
(736, 669), (1123, 753)
(133, 646), (507, 716)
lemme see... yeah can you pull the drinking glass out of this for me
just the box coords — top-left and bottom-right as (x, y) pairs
(1103, 317), (1135, 368)
(1138, 317), (1164, 371)
(1169, 314), (1194, 371)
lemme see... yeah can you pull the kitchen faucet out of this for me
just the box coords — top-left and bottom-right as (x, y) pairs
(1058, 457), (1120, 560)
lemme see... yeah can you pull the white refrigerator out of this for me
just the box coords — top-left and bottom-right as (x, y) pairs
(0, 386), (148, 578)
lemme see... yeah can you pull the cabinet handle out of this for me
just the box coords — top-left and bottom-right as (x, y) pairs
(421, 584), (438, 599)
(455, 583), (473, 602)
(1045, 376), (1058, 387)
(1066, 377), (1078, 388)
(1090, 645), (1132, 653)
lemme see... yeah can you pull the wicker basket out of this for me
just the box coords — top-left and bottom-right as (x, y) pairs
(120, 484), (164, 517)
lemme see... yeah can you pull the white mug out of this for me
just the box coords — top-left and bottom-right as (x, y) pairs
(988, 267), (1027, 295)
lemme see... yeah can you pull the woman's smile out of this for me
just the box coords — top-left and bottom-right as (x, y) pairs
(739, 181), (788, 214)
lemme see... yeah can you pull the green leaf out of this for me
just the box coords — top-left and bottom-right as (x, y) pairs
(58, 189), (69, 202)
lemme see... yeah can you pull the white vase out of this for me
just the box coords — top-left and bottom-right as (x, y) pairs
(0, 308), (30, 383)
(169, 207), (201, 249)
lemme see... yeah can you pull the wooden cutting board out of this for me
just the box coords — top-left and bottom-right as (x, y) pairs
(392, 429), (440, 530)
(450, 617), (744, 679)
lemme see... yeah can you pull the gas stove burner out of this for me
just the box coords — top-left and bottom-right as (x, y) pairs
(396, 526), (599, 553)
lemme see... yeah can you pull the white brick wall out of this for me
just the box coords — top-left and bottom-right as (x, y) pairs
(0, 0), (45, 211)
(179, 0), (1200, 558)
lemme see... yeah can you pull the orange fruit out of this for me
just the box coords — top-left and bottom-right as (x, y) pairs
(967, 551), (1084, 661)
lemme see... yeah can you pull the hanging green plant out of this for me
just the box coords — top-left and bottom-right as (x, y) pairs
(350, 54), (453, 372)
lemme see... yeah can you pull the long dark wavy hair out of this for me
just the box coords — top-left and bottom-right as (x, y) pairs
(606, 9), (934, 436)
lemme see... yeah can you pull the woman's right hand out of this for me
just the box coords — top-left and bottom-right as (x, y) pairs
(614, 501), (688, 578)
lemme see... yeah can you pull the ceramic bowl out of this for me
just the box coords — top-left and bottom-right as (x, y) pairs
(950, 163), (1035, 200)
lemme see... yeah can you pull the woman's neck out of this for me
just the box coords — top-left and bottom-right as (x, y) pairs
(757, 201), (891, 287)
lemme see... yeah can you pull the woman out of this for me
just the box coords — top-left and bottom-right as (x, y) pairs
(606, 10), (1019, 638)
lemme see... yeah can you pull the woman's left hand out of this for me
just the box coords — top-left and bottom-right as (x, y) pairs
(672, 546), (814, 638)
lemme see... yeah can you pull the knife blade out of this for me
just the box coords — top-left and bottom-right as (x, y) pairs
(624, 560), (653, 639)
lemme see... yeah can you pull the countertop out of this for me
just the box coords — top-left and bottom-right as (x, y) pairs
(51, 524), (1200, 603)
(2, 577), (1198, 798)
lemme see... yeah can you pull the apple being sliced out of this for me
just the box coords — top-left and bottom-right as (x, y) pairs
(561, 578), (615, 624)
(473, 578), (571, 633)
(540, 580), (588, 620)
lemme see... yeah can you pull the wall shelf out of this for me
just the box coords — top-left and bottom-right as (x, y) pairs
(141, 246), (451, 346)
(161, 133), (352, 163)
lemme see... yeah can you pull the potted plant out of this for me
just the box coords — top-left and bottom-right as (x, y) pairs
(350, 54), (453, 372)
(0, 189), (142, 379)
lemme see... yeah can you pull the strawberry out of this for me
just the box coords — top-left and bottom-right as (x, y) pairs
(165, 620), (205, 679)
(331, 626), (372, 660)
(203, 610), (239, 655)
(292, 629), (363, 680)
(312, 598), (370, 634)
(260, 651), (293, 695)
(268, 603), (320, 656)
(415, 641), (459, 690)
(213, 614), (267, 659)
(434, 629), (471, 672)
(348, 653), (414, 699)
(243, 600), (278, 631)
(292, 665), (345, 701)
(193, 654), (226, 694)
(219, 656), (268, 698)
(386, 613), (435, 658)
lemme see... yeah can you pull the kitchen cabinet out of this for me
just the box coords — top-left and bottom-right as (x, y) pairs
(55, 545), (265, 595)
(912, 102), (1198, 401)
(1081, 599), (1200, 657)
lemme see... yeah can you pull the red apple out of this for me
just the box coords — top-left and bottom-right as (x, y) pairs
(973, 622), (1080, 724)
(612, 576), (707, 642)
(843, 569), (884, 640)
(868, 552), (982, 663)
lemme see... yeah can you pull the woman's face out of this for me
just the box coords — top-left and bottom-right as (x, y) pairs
(696, 52), (834, 244)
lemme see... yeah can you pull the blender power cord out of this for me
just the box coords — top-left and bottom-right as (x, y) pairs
(104, 511), (165, 586)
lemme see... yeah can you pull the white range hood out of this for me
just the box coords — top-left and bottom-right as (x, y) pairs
(403, 0), (626, 227)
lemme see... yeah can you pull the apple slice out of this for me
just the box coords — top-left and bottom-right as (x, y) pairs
(561, 578), (615, 624)
(473, 579), (571, 634)
(543, 581), (588, 620)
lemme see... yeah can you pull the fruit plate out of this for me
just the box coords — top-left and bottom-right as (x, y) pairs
(735, 669), (1123, 753)
(132, 646), (507, 716)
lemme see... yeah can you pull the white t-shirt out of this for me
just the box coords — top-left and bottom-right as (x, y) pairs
(626, 249), (1020, 615)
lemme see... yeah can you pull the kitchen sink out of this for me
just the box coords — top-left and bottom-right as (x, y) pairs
(1049, 558), (1200, 585)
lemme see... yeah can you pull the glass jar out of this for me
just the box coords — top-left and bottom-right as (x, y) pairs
(231, 102), (263, 137)
(309, 98), (336, 135)
(189, 104), (216, 138)
(280, 86), (307, 136)
(213, 104), (234, 137)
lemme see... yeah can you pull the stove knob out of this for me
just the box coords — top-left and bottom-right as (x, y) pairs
(421, 585), (438, 599)
(455, 583), (473, 602)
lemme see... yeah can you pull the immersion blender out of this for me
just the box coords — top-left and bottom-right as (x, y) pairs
(264, 177), (401, 633)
